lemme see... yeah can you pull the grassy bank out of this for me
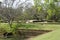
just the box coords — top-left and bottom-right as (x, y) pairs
(0, 23), (60, 31)
(28, 29), (60, 40)
(0, 23), (60, 40)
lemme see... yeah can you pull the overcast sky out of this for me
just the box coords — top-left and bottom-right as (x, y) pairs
(0, 0), (34, 8)
(0, 0), (3, 2)
(0, 0), (44, 8)
(0, 0), (34, 5)
(0, 0), (44, 4)
(0, 0), (33, 2)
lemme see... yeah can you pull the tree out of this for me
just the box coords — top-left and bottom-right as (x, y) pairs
(33, 0), (47, 21)
(0, 0), (22, 28)
(0, 0), (32, 28)
(44, 0), (60, 21)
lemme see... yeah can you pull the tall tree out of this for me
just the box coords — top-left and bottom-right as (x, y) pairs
(33, 0), (47, 20)
(44, 0), (60, 21)
(0, 0), (23, 28)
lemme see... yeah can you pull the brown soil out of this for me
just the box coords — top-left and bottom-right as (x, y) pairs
(17, 29), (52, 39)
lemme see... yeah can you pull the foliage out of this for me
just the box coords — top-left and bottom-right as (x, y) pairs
(1, 23), (60, 30)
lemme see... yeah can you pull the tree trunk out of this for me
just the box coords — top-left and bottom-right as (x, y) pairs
(9, 21), (12, 28)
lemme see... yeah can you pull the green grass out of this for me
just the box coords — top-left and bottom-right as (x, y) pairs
(0, 23), (17, 32)
(0, 23), (60, 40)
(17, 23), (60, 40)
(18, 23), (60, 30)
(29, 29), (60, 40)
(1, 23), (60, 31)
(21, 23), (60, 40)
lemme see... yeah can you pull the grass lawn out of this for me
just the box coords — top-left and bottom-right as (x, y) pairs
(28, 29), (60, 40)
(21, 23), (60, 40)
(18, 23), (60, 40)
(0, 23), (60, 40)
(0, 23), (60, 31)
(0, 23), (60, 30)
(17, 23), (60, 30)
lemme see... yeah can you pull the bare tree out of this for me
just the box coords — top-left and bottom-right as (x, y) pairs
(0, 0), (21, 28)
(0, 0), (32, 28)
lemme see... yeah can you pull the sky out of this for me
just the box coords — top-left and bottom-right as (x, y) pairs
(0, 0), (34, 5)
(0, 0), (34, 7)
(0, 0), (44, 4)
(0, 0), (3, 2)
(0, 0), (34, 3)
(0, 0), (44, 8)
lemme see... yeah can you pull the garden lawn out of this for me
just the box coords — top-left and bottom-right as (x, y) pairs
(1, 23), (60, 31)
(0, 23), (60, 40)
(28, 29), (60, 40)
(18, 23), (60, 30)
